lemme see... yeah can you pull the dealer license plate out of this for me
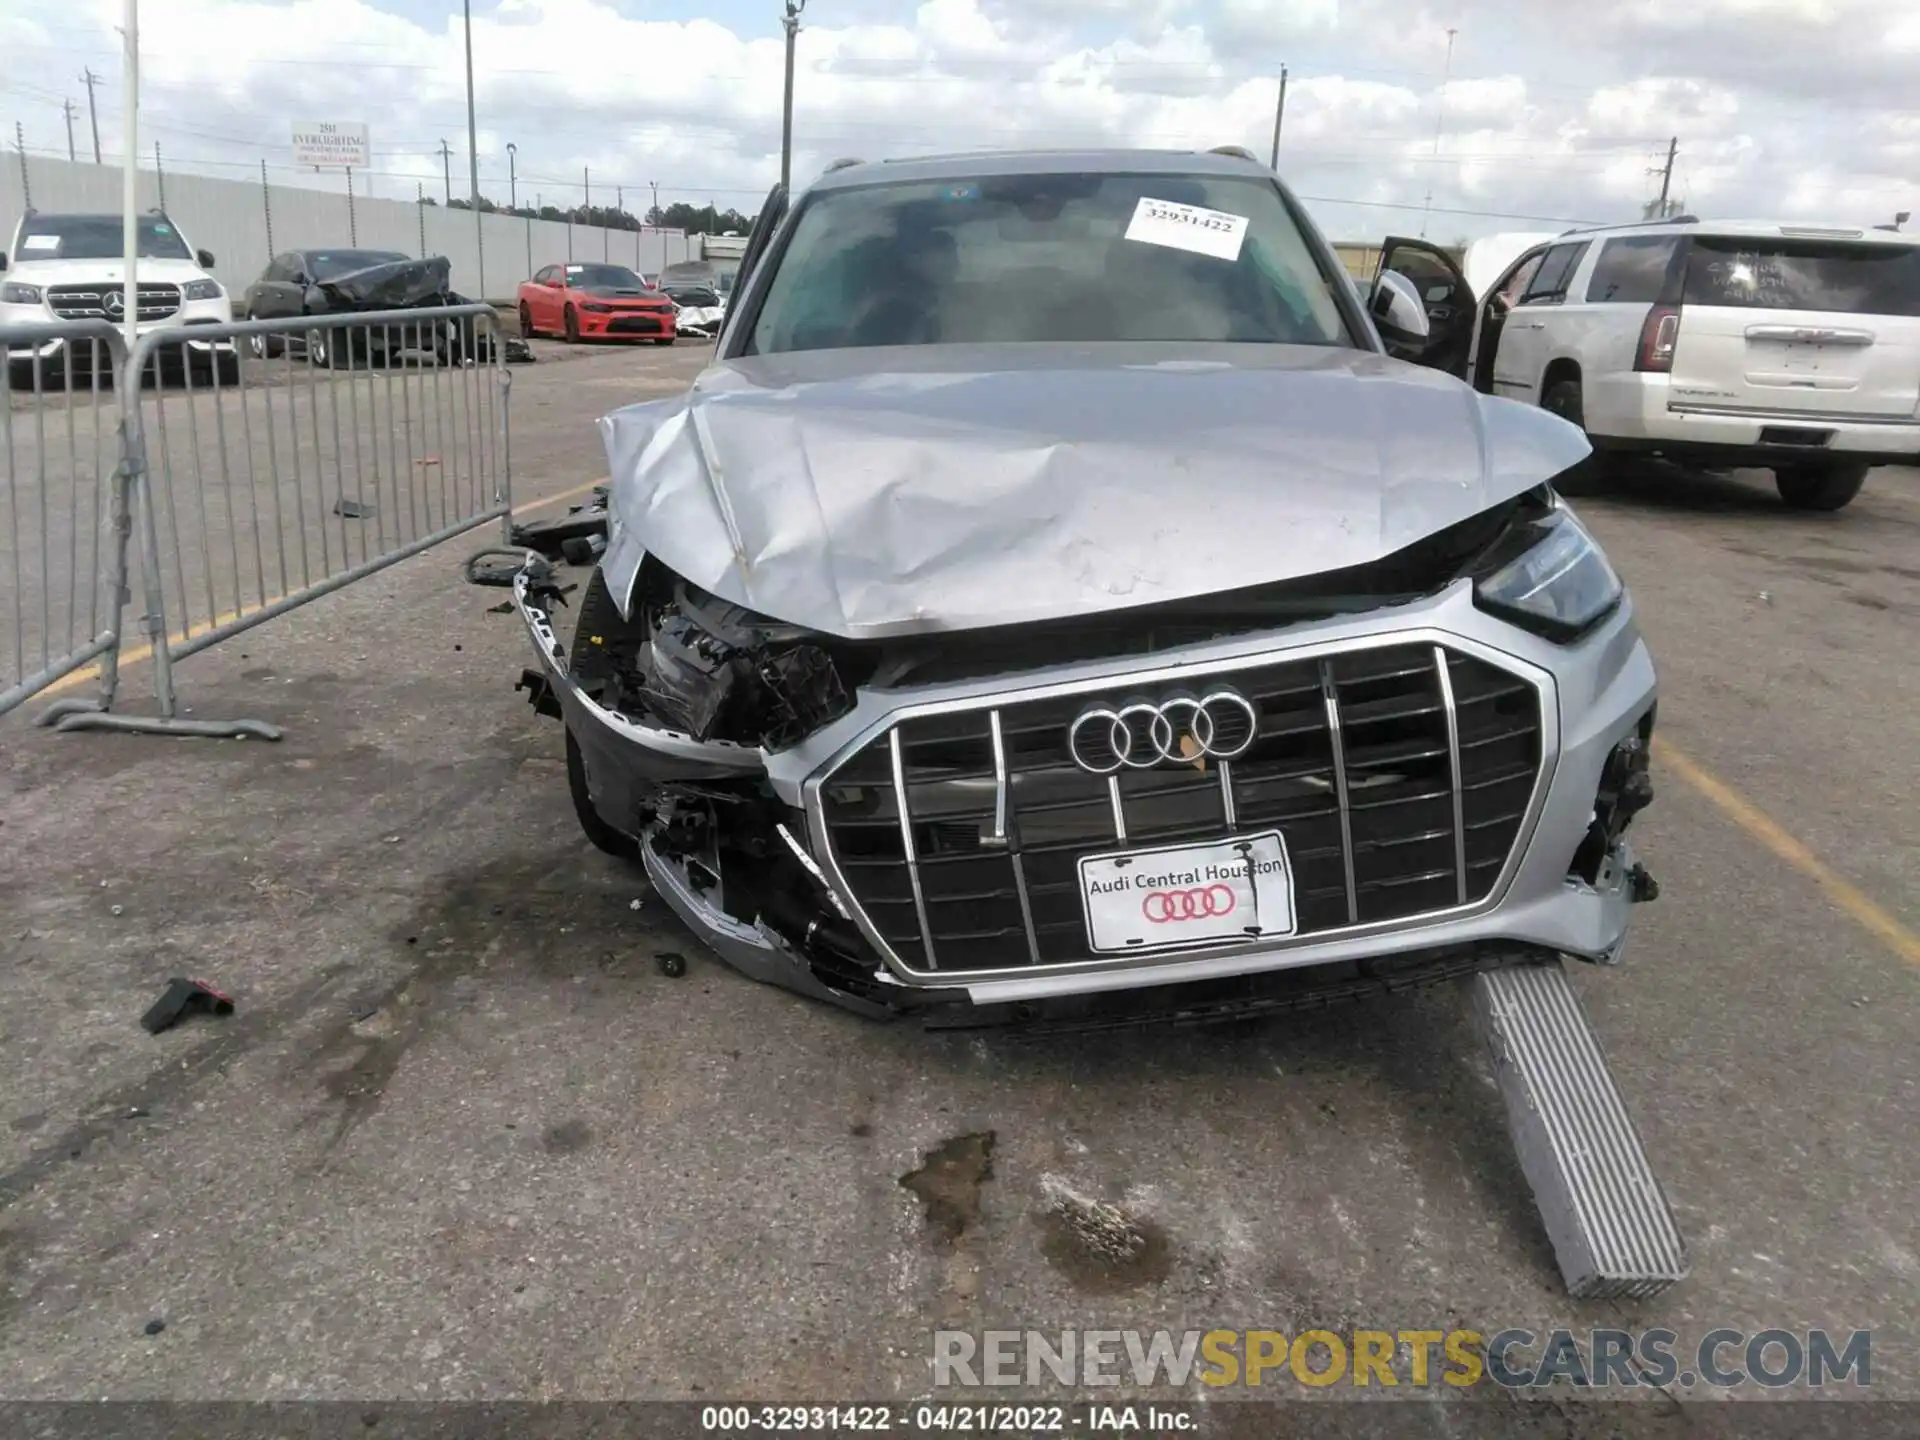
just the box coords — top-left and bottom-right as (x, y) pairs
(1078, 830), (1297, 955)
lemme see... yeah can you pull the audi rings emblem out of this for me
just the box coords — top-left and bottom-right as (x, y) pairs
(1142, 885), (1237, 924)
(1067, 690), (1258, 774)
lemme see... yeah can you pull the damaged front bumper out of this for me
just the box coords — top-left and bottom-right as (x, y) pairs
(515, 560), (1658, 1023)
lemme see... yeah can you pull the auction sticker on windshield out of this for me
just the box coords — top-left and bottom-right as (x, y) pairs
(1080, 830), (1296, 954)
(1124, 197), (1249, 262)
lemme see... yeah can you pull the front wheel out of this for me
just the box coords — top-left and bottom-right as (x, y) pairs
(519, 301), (537, 338)
(653, 336), (676, 347)
(562, 306), (579, 344)
(565, 728), (641, 862)
(305, 329), (333, 368)
(1775, 462), (1868, 512)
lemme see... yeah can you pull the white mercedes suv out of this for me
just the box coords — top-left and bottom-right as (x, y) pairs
(1374, 219), (1920, 511)
(1, 209), (238, 383)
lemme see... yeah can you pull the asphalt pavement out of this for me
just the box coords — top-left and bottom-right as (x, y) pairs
(0, 338), (1914, 1415)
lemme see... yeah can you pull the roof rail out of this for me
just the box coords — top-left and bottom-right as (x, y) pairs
(1209, 145), (1259, 163)
(824, 157), (864, 173)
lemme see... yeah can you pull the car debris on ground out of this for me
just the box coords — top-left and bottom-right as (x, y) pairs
(140, 978), (236, 1034)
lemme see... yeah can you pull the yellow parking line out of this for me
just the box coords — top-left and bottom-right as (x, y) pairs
(1654, 737), (1920, 970)
(36, 477), (610, 700)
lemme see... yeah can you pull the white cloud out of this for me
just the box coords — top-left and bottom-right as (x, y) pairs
(2, 0), (1911, 241)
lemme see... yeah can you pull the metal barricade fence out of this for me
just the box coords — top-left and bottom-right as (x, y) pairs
(0, 320), (133, 721)
(20, 305), (513, 740)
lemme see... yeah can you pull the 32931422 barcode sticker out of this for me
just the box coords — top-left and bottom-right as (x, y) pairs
(1123, 197), (1250, 262)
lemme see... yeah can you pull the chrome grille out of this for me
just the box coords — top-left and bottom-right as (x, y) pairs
(817, 643), (1545, 976)
(47, 283), (182, 322)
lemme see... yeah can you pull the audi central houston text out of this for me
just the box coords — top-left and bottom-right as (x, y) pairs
(512, 148), (1659, 1029)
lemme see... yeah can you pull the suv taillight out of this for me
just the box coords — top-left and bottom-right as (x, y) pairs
(1636, 304), (1681, 373)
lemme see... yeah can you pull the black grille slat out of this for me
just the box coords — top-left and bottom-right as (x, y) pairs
(820, 644), (1544, 974)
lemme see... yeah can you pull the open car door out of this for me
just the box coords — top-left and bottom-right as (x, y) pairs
(1375, 236), (1476, 378)
(716, 183), (788, 352)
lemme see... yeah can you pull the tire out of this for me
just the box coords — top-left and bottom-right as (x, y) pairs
(214, 353), (241, 386)
(1540, 375), (1612, 495)
(653, 336), (675, 347)
(247, 332), (283, 360)
(562, 306), (579, 344)
(565, 727), (641, 861)
(519, 301), (537, 339)
(1774, 462), (1868, 512)
(305, 329), (333, 368)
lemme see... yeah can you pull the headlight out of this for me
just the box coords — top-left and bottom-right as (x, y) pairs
(182, 279), (223, 301)
(1, 282), (43, 304)
(1472, 503), (1622, 640)
(582, 303), (612, 313)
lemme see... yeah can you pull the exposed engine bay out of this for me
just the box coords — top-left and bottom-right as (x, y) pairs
(503, 481), (1655, 1026)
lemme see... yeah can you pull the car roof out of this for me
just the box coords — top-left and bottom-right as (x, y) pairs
(1560, 218), (1917, 248)
(19, 211), (173, 224)
(807, 147), (1270, 193)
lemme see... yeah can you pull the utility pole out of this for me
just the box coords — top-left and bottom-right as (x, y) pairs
(80, 69), (102, 163)
(1418, 26), (1458, 239)
(14, 123), (30, 210)
(1267, 66), (1287, 170)
(583, 165), (590, 224)
(153, 140), (165, 209)
(462, 0), (484, 295)
(62, 99), (77, 162)
(1654, 135), (1677, 217)
(780, 0), (805, 191)
(650, 180), (659, 222)
(439, 139), (452, 203)
(506, 141), (517, 209)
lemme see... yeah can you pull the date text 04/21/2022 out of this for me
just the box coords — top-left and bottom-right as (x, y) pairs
(698, 1403), (1196, 1432)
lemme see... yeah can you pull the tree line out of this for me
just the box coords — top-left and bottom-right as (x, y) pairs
(426, 196), (756, 235)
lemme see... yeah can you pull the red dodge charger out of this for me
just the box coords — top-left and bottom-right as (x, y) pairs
(517, 263), (678, 344)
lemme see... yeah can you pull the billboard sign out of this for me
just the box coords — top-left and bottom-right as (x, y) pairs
(293, 122), (370, 169)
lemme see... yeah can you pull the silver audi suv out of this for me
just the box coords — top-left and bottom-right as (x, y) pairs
(514, 148), (1659, 1027)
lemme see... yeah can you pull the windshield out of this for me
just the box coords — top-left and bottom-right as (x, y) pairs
(15, 214), (192, 262)
(308, 250), (409, 280)
(748, 171), (1353, 354)
(567, 265), (645, 289)
(1683, 236), (1920, 316)
(668, 287), (720, 306)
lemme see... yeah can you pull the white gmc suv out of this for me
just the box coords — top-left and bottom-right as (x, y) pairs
(1, 209), (238, 383)
(1375, 219), (1920, 511)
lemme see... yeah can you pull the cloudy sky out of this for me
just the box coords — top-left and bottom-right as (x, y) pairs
(2, 0), (1915, 242)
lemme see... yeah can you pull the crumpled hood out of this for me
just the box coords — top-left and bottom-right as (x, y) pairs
(315, 256), (452, 311)
(597, 342), (1590, 640)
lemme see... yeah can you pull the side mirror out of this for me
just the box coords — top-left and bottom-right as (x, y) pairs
(197, 249), (216, 269)
(1369, 269), (1431, 348)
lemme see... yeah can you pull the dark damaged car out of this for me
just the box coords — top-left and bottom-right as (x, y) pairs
(513, 149), (1659, 1028)
(243, 249), (528, 366)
